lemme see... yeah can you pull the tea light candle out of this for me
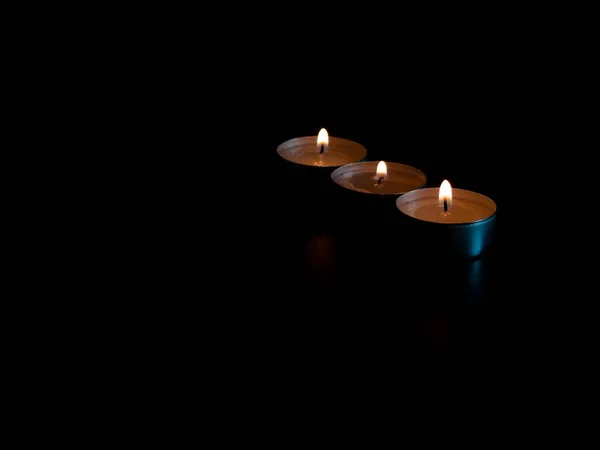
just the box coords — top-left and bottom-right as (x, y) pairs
(326, 161), (426, 231)
(330, 160), (426, 195)
(396, 180), (497, 259)
(277, 128), (367, 167)
(275, 128), (368, 233)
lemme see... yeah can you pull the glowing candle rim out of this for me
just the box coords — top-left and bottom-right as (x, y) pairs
(277, 135), (367, 168)
(331, 161), (427, 195)
(396, 187), (497, 225)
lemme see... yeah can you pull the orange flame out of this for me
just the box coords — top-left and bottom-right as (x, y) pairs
(376, 161), (387, 179)
(317, 128), (329, 153)
(439, 179), (452, 209)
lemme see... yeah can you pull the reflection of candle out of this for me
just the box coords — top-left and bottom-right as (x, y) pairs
(396, 181), (497, 259)
(277, 128), (367, 167)
(331, 161), (426, 195)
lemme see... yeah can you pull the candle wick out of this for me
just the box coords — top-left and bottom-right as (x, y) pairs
(320, 144), (325, 154)
(378, 176), (384, 185)
(444, 199), (448, 213)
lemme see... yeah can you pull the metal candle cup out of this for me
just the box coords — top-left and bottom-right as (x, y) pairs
(395, 185), (497, 260)
(330, 160), (427, 229)
(276, 130), (368, 232)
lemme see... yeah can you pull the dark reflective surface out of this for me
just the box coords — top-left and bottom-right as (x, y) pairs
(234, 124), (503, 361)
(150, 99), (509, 366)
(257, 209), (499, 358)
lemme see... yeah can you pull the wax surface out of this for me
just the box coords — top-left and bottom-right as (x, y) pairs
(277, 136), (367, 167)
(331, 161), (426, 195)
(292, 152), (355, 167)
(397, 188), (496, 224)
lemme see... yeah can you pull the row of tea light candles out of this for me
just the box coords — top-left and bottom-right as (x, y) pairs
(276, 128), (497, 258)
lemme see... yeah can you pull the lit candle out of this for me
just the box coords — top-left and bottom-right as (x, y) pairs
(330, 160), (426, 195)
(275, 128), (367, 233)
(277, 128), (367, 167)
(395, 180), (497, 259)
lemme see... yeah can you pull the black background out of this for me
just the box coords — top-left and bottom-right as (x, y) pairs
(142, 76), (517, 365)
(123, 17), (556, 374)
(23, 5), (582, 418)
(254, 101), (503, 357)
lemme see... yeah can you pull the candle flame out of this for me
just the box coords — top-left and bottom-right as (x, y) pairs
(317, 128), (329, 153)
(439, 179), (452, 208)
(376, 161), (387, 179)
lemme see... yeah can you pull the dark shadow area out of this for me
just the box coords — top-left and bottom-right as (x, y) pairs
(133, 58), (531, 370)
